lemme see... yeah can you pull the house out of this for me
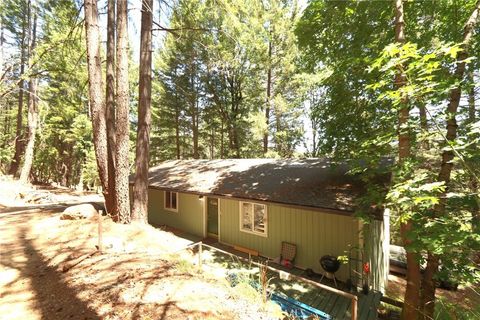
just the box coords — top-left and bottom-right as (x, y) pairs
(132, 158), (390, 292)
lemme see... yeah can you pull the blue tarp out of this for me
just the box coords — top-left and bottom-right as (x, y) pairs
(270, 292), (332, 320)
(226, 271), (331, 320)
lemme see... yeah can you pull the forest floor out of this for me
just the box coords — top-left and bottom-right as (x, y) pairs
(0, 176), (281, 320)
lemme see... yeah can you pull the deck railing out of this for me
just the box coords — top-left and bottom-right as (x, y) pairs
(179, 241), (358, 320)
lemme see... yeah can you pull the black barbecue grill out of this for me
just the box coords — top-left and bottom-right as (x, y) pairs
(319, 255), (340, 287)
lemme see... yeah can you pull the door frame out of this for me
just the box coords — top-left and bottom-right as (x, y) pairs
(204, 196), (220, 239)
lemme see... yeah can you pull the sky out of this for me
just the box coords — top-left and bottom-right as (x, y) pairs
(126, 0), (308, 61)
(0, 0), (314, 154)
(122, 0), (313, 154)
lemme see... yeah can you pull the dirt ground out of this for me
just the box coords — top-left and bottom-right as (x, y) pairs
(386, 274), (480, 319)
(3, 177), (478, 320)
(386, 273), (480, 313)
(0, 177), (281, 320)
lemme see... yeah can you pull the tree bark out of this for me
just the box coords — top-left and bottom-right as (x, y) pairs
(393, 1), (422, 319)
(264, 40), (272, 154)
(2, 104), (10, 150)
(210, 126), (215, 159)
(232, 125), (240, 158)
(191, 76), (199, 159)
(105, 0), (117, 218)
(0, 14), (4, 76)
(220, 118), (224, 158)
(9, 4), (28, 176)
(19, 5), (38, 184)
(114, 0), (131, 223)
(84, 0), (110, 208)
(421, 3), (480, 319)
(418, 104), (429, 150)
(419, 105), (427, 131)
(132, 0), (153, 223)
(468, 71), (479, 233)
(175, 104), (180, 159)
(173, 67), (181, 159)
(0, 19), (5, 138)
(192, 99), (199, 159)
(188, 31), (200, 159)
(18, 86), (36, 181)
(228, 75), (241, 158)
(275, 104), (282, 154)
(189, 62), (199, 159)
(468, 72), (476, 123)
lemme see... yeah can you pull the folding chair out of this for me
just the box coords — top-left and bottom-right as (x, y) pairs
(280, 241), (296, 269)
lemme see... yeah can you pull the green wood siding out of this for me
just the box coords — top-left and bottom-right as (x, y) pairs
(139, 187), (386, 289)
(219, 198), (359, 281)
(147, 189), (204, 237)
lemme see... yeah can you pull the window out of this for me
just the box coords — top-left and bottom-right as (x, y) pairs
(164, 191), (178, 212)
(240, 202), (267, 236)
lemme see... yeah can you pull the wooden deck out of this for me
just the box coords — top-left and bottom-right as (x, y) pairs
(268, 267), (381, 320)
(158, 228), (382, 320)
(202, 242), (382, 320)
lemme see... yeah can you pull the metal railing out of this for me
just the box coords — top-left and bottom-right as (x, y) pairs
(184, 241), (358, 320)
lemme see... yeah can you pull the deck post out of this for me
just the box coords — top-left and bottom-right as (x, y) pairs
(351, 295), (358, 320)
(198, 241), (203, 272)
(200, 242), (364, 319)
(98, 210), (103, 252)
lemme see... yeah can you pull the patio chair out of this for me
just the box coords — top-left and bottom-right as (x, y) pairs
(279, 241), (296, 269)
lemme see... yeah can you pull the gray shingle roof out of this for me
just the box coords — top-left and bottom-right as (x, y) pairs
(144, 158), (384, 213)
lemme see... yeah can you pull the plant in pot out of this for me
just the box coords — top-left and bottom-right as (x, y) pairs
(362, 262), (370, 294)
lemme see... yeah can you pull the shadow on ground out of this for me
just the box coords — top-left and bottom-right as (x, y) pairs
(0, 204), (238, 320)
(0, 207), (100, 319)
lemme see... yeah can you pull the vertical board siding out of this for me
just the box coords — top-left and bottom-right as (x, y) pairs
(220, 199), (359, 281)
(147, 189), (204, 237)
(363, 210), (390, 293)
(141, 187), (386, 290)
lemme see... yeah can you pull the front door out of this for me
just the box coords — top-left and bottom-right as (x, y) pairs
(207, 198), (219, 237)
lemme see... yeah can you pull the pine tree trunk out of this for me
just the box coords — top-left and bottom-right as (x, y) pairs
(220, 119), (224, 159)
(393, 1), (422, 319)
(132, 0), (152, 223)
(275, 107), (281, 154)
(175, 104), (180, 159)
(192, 99), (199, 159)
(0, 15), (4, 76)
(19, 78), (37, 183)
(421, 3), (480, 318)
(114, 0), (131, 223)
(19, 6), (38, 184)
(1, 18), (10, 151)
(210, 126), (215, 159)
(232, 126), (240, 158)
(190, 66), (199, 159)
(9, 7), (28, 176)
(232, 88), (241, 158)
(2, 104), (10, 149)
(264, 41), (272, 154)
(174, 68), (181, 159)
(105, 0), (117, 219)
(419, 105), (427, 131)
(84, 0), (110, 207)
(468, 71), (479, 233)
(418, 105), (429, 150)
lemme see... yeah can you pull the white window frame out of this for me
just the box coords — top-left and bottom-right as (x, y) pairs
(164, 191), (178, 212)
(239, 201), (268, 237)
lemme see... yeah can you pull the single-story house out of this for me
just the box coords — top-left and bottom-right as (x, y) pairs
(131, 158), (390, 292)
